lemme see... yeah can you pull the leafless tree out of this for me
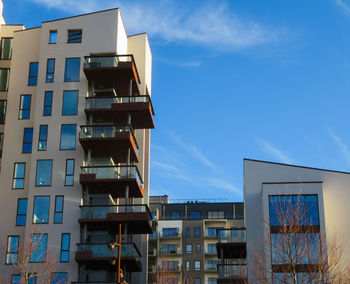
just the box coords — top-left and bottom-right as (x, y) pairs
(152, 261), (192, 284)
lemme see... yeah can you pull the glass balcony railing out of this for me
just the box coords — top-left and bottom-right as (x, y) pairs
(159, 231), (181, 238)
(81, 165), (143, 186)
(217, 264), (247, 279)
(79, 204), (152, 220)
(217, 228), (246, 243)
(77, 243), (141, 259)
(84, 55), (134, 69)
(160, 247), (181, 255)
(205, 263), (220, 271)
(85, 95), (152, 110)
(80, 125), (138, 150)
(205, 247), (217, 254)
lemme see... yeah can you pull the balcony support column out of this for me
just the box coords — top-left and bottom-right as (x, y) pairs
(87, 149), (91, 164)
(129, 78), (133, 96)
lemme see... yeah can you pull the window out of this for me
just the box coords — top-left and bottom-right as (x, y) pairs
(38, 125), (48, 151)
(194, 261), (201, 271)
(60, 233), (70, 262)
(28, 62), (39, 86)
(0, 100), (6, 123)
(28, 274), (37, 284)
(51, 273), (68, 284)
(68, 29), (82, 43)
(64, 58), (80, 82)
(208, 278), (217, 284)
(194, 278), (201, 284)
(0, 132), (3, 157)
(19, 94), (31, 119)
(30, 233), (47, 262)
(62, 90), (78, 115)
(186, 244), (192, 254)
(43, 91), (53, 116)
(196, 243), (201, 254)
(11, 275), (21, 284)
(35, 160), (53, 186)
(64, 159), (74, 186)
(207, 244), (217, 254)
(231, 229), (238, 237)
(162, 227), (179, 237)
(0, 37), (13, 59)
(162, 244), (178, 254)
(6, 236), (19, 264)
(185, 227), (190, 238)
(54, 196), (64, 224)
(22, 128), (33, 153)
(16, 198), (28, 226)
(207, 227), (224, 237)
(33, 196), (50, 224)
(186, 260), (190, 271)
(190, 211), (201, 219)
(49, 31), (57, 44)
(60, 124), (76, 150)
(161, 261), (179, 271)
(0, 68), (9, 91)
(171, 210), (180, 220)
(194, 227), (201, 237)
(234, 203), (244, 219)
(208, 211), (224, 219)
(12, 162), (25, 189)
(46, 58), (55, 83)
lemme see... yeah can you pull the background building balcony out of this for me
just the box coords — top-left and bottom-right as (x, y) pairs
(217, 264), (247, 283)
(216, 229), (247, 259)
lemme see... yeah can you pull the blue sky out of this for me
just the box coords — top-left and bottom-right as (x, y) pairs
(5, 0), (350, 201)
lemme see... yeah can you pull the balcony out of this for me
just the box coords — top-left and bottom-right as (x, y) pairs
(216, 229), (246, 259)
(159, 231), (182, 240)
(78, 205), (152, 234)
(80, 165), (143, 198)
(75, 242), (142, 272)
(84, 95), (155, 129)
(83, 55), (140, 95)
(205, 247), (218, 256)
(148, 248), (157, 257)
(159, 247), (182, 256)
(217, 264), (247, 284)
(204, 263), (219, 273)
(79, 125), (139, 163)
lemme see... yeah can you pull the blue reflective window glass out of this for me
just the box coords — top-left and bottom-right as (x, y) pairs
(6, 236), (19, 264)
(11, 275), (20, 284)
(171, 211), (179, 220)
(30, 234), (47, 262)
(16, 198), (28, 226)
(194, 227), (201, 237)
(190, 211), (201, 220)
(62, 90), (78, 115)
(33, 196), (50, 224)
(28, 274), (37, 284)
(54, 196), (64, 224)
(49, 31), (57, 44)
(19, 95), (31, 119)
(38, 125), (48, 151)
(43, 91), (53, 116)
(35, 160), (53, 186)
(68, 30), (82, 43)
(65, 159), (74, 186)
(304, 195), (319, 226)
(162, 228), (179, 237)
(22, 128), (33, 153)
(60, 124), (76, 150)
(64, 58), (80, 82)
(60, 233), (70, 262)
(28, 62), (38, 86)
(51, 273), (68, 284)
(13, 163), (25, 189)
(46, 59), (55, 83)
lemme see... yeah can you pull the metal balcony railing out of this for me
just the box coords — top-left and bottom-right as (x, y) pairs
(84, 55), (133, 68)
(77, 242), (141, 259)
(217, 264), (247, 279)
(216, 228), (246, 243)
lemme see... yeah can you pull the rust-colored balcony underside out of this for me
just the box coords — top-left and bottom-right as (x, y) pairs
(217, 278), (247, 284)
(216, 243), (247, 259)
(80, 174), (144, 198)
(75, 251), (142, 272)
(79, 133), (139, 163)
(78, 212), (153, 234)
(83, 63), (140, 95)
(85, 102), (155, 129)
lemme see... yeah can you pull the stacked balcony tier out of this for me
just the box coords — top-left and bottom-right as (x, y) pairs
(217, 264), (247, 284)
(216, 229), (247, 259)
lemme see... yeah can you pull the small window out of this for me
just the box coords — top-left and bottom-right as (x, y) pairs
(35, 160), (53, 187)
(171, 211), (180, 220)
(54, 196), (64, 224)
(194, 261), (201, 271)
(12, 163), (25, 189)
(190, 211), (201, 220)
(194, 227), (201, 237)
(186, 260), (190, 271)
(33, 196), (50, 224)
(22, 128), (33, 153)
(30, 233), (47, 262)
(185, 227), (190, 238)
(64, 58), (80, 82)
(43, 91), (53, 116)
(51, 273), (68, 284)
(16, 198), (28, 226)
(6, 236), (19, 264)
(60, 124), (76, 150)
(207, 244), (217, 254)
(11, 275), (21, 284)
(0, 68), (9, 91)
(0, 100), (6, 124)
(186, 244), (192, 254)
(49, 31), (57, 44)
(46, 58), (55, 83)
(65, 159), (74, 186)
(62, 90), (78, 115)
(28, 62), (39, 86)
(27, 274), (37, 284)
(68, 29), (82, 43)
(60, 233), (70, 262)
(196, 243), (201, 254)
(19, 94), (31, 119)
(38, 125), (48, 151)
(1, 37), (13, 59)
(0, 132), (4, 157)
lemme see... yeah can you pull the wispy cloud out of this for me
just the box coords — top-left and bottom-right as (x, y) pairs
(257, 139), (294, 164)
(327, 129), (350, 164)
(334, 0), (350, 15)
(29, 0), (286, 51)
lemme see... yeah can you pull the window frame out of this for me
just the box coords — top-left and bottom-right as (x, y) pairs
(11, 274), (21, 284)
(59, 124), (77, 150)
(43, 91), (53, 116)
(64, 159), (75, 186)
(0, 68), (10, 91)
(67, 29), (82, 43)
(64, 57), (80, 82)
(16, 198), (28, 226)
(54, 196), (64, 224)
(32, 195), (50, 224)
(186, 244), (192, 254)
(45, 58), (55, 83)
(0, 37), (13, 60)
(62, 90), (78, 116)
(35, 159), (53, 187)
(18, 94), (31, 119)
(49, 30), (57, 44)
(12, 162), (25, 189)
(30, 233), (48, 263)
(60, 233), (70, 263)
(5, 235), (19, 264)
(28, 62), (39, 86)
(38, 125), (48, 151)
(22, 128), (33, 153)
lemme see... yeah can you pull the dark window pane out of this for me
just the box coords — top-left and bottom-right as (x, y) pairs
(16, 198), (28, 226)
(38, 125), (48, 151)
(68, 30), (82, 43)
(35, 160), (53, 186)
(46, 59), (55, 83)
(30, 234), (47, 262)
(62, 90), (78, 115)
(28, 63), (38, 86)
(60, 233), (70, 262)
(64, 58), (80, 82)
(33, 196), (50, 224)
(43, 91), (53, 116)
(0, 100), (6, 124)
(49, 31), (57, 44)
(22, 128), (33, 153)
(11, 275), (20, 284)
(60, 124), (76, 150)
(1, 38), (13, 59)
(65, 159), (74, 186)
(0, 68), (9, 90)
(0, 132), (3, 157)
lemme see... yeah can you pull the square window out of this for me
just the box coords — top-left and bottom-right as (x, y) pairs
(190, 211), (201, 220)
(68, 29), (82, 43)
(16, 198), (27, 226)
(43, 91), (53, 116)
(11, 275), (21, 284)
(60, 124), (76, 150)
(13, 163), (25, 189)
(64, 58), (80, 82)
(38, 125), (48, 151)
(194, 278), (201, 284)
(1, 37), (13, 59)
(35, 160), (53, 187)
(171, 211), (180, 220)
(194, 261), (201, 271)
(49, 31), (57, 44)
(62, 90), (78, 115)
(28, 62), (38, 86)
(46, 58), (55, 83)
(22, 128), (33, 153)
(0, 68), (9, 91)
(30, 234), (47, 262)
(19, 95), (31, 119)
(33, 196), (50, 224)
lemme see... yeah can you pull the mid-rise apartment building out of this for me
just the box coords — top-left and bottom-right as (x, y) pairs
(0, 4), (154, 284)
(148, 196), (245, 284)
